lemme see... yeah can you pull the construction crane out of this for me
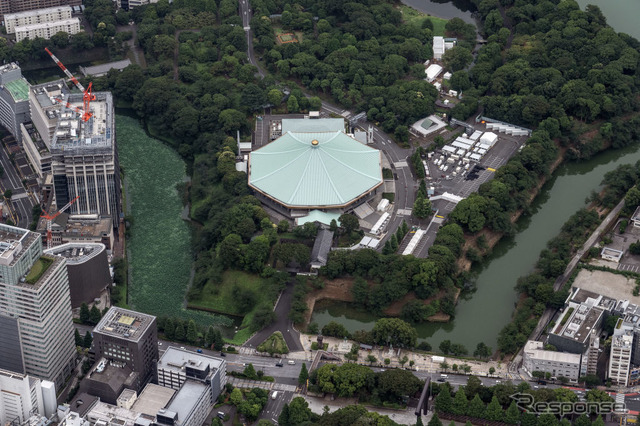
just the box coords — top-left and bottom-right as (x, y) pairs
(45, 47), (95, 122)
(41, 196), (80, 250)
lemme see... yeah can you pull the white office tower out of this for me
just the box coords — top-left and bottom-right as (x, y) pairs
(0, 224), (75, 388)
(0, 369), (56, 425)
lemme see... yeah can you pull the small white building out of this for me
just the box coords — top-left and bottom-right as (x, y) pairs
(601, 247), (624, 263)
(443, 72), (452, 80)
(433, 36), (445, 60)
(433, 81), (442, 91)
(480, 132), (498, 146)
(522, 341), (581, 382)
(448, 90), (458, 97)
(425, 64), (443, 82)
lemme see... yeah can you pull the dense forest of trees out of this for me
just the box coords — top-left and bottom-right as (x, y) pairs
(8, 0), (639, 342)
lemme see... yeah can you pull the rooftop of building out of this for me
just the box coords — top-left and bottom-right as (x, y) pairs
(44, 242), (105, 265)
(40, 212), (112, 237)
(4, 5), (72, 20)
(94, 307), (156, 343)
(295, 210), (341, 227)
(80, 59), (132, 77)
(31, 80), (67, 111)
(0, 224), (38, 267)
(163, 381), (208, 426)
(68, 392), (100, 417)
(249, 131), (382, 208)
(117, 388), (137, 404)
(15, 17), (80, 32)
(3, 78), (29, 102)
(280, 117), (344, 134)
(87, 358), (138, 392)
(0, 63), (20, 75)
(157, 347), (224, 376)
(86, 400), (141, 426)
(552, 302), (605, 344)
(131, 384), (175, 417)
(524, 340), (581, 363)
(51, 91), (113, 154)
(311, 229), (333, 266)
(567, 287), (617, 311)
(612, 330), (634, 349)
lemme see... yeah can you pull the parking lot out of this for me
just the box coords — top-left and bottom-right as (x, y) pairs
(424, 127), (527, 200)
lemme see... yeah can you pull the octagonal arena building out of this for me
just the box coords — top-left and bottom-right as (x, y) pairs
(248, 125), (383, 218)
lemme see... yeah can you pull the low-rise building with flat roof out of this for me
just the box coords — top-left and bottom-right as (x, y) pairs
(156, 347), (226, 426)
(522, 340), (582, 382)
(131, 384), (175, 417)
(82, 358), (138, 405)
(547, 287), (615, 354)
(601, 247), (624, 263)
(80, 60), (132, 78)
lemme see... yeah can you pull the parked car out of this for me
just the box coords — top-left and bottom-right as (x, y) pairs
(276, 362), (283, 367)
(197, 349), (203, 353)
(219, 352), (226, 357)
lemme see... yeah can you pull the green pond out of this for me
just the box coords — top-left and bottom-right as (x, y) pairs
(116, 114), (233, 328)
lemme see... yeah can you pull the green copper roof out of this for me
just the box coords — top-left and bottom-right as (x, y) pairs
(4, 79), (29, 102)
(281, 118), (345, 134)
(249, 131), (382, 208)
(297, 210), (341, 226)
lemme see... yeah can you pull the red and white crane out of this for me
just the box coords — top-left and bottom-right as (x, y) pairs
(45, 47), (95, 122)
(41, 196), (80, 250)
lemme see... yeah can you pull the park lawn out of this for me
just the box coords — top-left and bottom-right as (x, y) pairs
(398, 5), (447, 36)
(189, 270), (271, 316)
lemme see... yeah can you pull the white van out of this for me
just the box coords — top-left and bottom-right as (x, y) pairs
(271, 391), (278, 400)
(287, 360), (295, 365)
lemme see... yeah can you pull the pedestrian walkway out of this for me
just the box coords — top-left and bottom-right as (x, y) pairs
(229, 377), (297, 392)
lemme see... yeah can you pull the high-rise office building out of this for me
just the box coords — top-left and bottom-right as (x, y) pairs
(0, 369), (57, 425)
(0, 0), (80, 22)
(0, 63), (30, 142)
(50, 91), (121, 228)
(92, 307), (158, 392)
(0, 224), (75, 388)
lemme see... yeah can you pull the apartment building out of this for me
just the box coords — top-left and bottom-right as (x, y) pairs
(14, 18), (81, 42)
(0, 224), (76, 388)
(3, 5), (71, 33)
(0, 0), (80, 22)
(609, 329), (633, 387)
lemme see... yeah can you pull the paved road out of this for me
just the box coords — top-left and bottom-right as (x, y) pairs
(244, 280), (303, 351)
(239, 0), (265, 78)
(0, 142), (35, 228)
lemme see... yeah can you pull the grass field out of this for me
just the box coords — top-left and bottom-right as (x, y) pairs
(398, 5), (448, 36)
(188, 270), (271, 315)
(26, 257), (53, 284)
(257, 331), (289, 355)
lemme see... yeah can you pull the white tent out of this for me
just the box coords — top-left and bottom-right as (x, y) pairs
(425, 64), (443, 82)
(480, 132), (498, 146)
